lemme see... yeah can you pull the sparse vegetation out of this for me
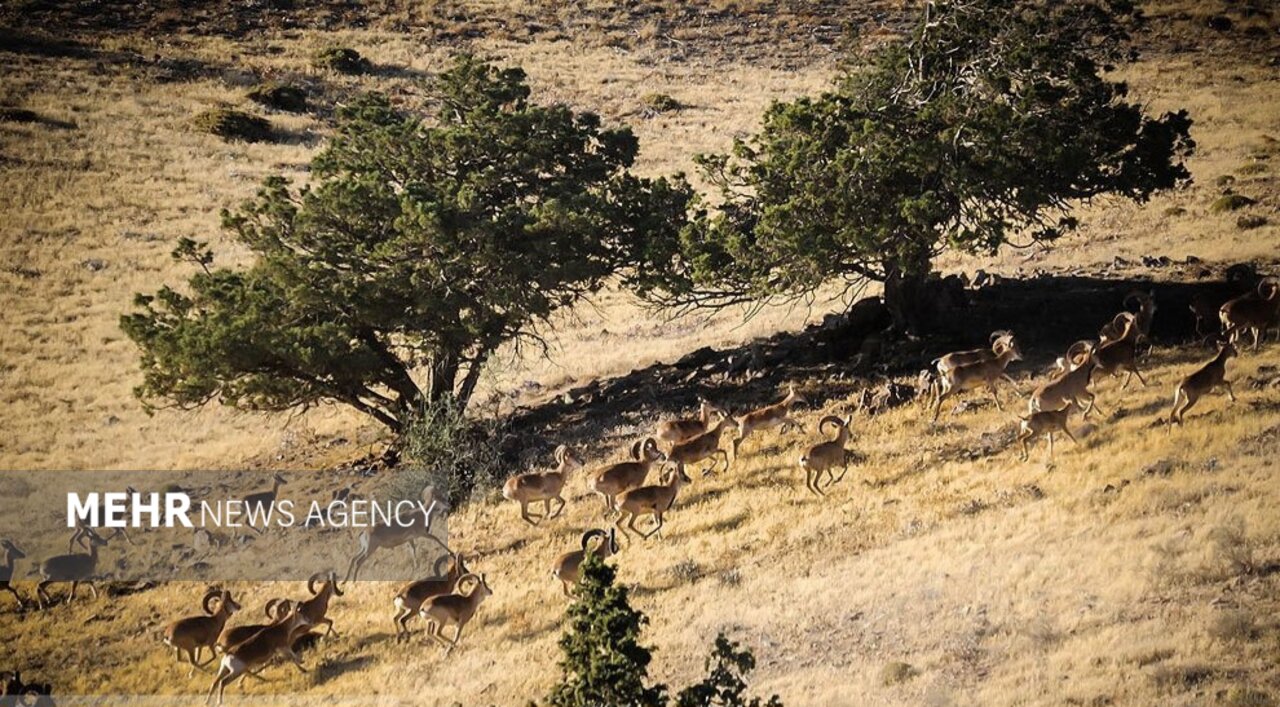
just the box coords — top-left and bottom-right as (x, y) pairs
(676, 634), (782, 707)
(1238, 214), (1268, 230)
(245, 83), (307, 112)
(643, 93), (684, 113)
(1211, 193), (1258, 212)
(191, 108), (271, 142)
(312, 46), (367, 74)
(880, 661), (919, 686)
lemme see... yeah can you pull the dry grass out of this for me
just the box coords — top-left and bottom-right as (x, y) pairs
(2, 0), (1280, 704)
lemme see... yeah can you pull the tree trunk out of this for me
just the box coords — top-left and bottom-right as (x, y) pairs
(882, 253), (934, 335)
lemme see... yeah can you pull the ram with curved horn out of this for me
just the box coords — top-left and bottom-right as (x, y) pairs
(207, 603), (313, 705)
(417, 573), (493, 657)
(502, 444), (584, 526)
(1100, 290), (1156, 344)
(392, 551), (471, 643)
(586, 438), (666, 516)
(798, 415), (855, 496)
(295, 569), (343, 639)
(216, 599), (293, 655)
(1220, 277), (1280, 349)
(1092, 312), (1149, 388)
(346, 486), (445, 582)
(655, 399), (728, 447)
(163, 588), (242, 677)
(932, 337), (1024, 422)
(1030, 341), (1102, 418)
(551, 529), (619, 597)
(932, 331), (1017, 377)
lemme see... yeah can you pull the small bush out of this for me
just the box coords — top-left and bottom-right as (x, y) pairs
(1238, 214), (1268, 230)
(1224, 687), (1276, 707)
(668, 560), (701, 584)
(192, 108), (271, 142)
(0, 106), (40, 123)
(312, 47), (367, 74)
(246, 83), (308, 112)
(880, 661), (919, 686)
(1150, 663), (1214, 692)
(400, 398), (503, 509)
(1163, 206), (1187, 217)
(1237, 162), (1268, 175)
(676, 634), (782, 707)
(1207, 610), (1258, 643)
(1211, 194), (1257, 213)
(642, 93), (684, 113)
(1215, 174), (1237, 188)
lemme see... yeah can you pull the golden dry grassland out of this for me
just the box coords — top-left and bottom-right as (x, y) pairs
(1, 0), (1279, 704)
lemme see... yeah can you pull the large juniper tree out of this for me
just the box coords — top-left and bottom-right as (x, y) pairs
(122, 56), (690, 432)
(656, 0), (1193, 330)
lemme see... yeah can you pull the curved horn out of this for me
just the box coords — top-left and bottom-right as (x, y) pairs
(264, 598), (285, 619)
(1066, 340), (1094, 366)
(307, 571), (327, 596)
(630, 439), (644, 461)
(1260, 276), (1280, 300)
(454, 573), (482, 594)
(817, 415), (845, 438)
(989, 329), (1011, 343)
(553, 444), (569, 466)
(1123, 290), (1145, 308)
(579, 528), (607, 551)
(607, 527), (619, 554)
(200, 587), (221, 615)
(329, 569), (343, 596)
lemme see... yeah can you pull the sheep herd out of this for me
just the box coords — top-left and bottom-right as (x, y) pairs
(2, 276), (1276, 705)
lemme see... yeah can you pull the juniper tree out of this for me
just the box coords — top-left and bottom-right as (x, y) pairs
(121, 55), (690, 432)
(655, 0), (1193, 331)
(547, 553), (667, 707)
(676, 633), (782, 707)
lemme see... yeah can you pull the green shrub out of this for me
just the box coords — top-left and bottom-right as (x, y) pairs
(1215, 174), (1236, 187)
(312, 47), (367, 74)
(192, 108), (271, 142)
(246, 83), (308, 112)
(642, 93), (684, 113)
(676, 634), (782, 707)
(548, 554), (667, 707)
(1210, 194), (1257, 213)
(400, 398), (503, 509)
(1237, 162), (1268, 175)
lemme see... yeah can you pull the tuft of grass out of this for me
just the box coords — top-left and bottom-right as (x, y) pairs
(1163, 205), (1188, 217)
(312, 47), (367, 74)
(1149, 663), (1215, 692)
(880, 661), (919, 686)
(642, 93), (684, 113)
(1237, 214), (1268, 230)
(1206, 610), (1258, 644)
(1237, 162), (1268, 175)
(1211, 194), (1257, 213)
(192, 108), (271, 142)
(1216, 174), (1237, 187)
(1224, 687), (1276, 707)
(668, 559), (701, 584)
(246, 83), (308, 112)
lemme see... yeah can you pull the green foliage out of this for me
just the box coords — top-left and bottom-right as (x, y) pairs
(675, 634), (782, 707)
(246, 83), (308, 112)
(399, 397), (502, 507)
(122, 56), (690, 432)
(1237, 214), (1267, 230)
(643, 93), (684, 113)
(192, 108), (271, 142)
(312, 46), (367, 74)
(652, 0), (1193, 328)
(1212, 194), (1257, 213)
(548, 553), (667, 707)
